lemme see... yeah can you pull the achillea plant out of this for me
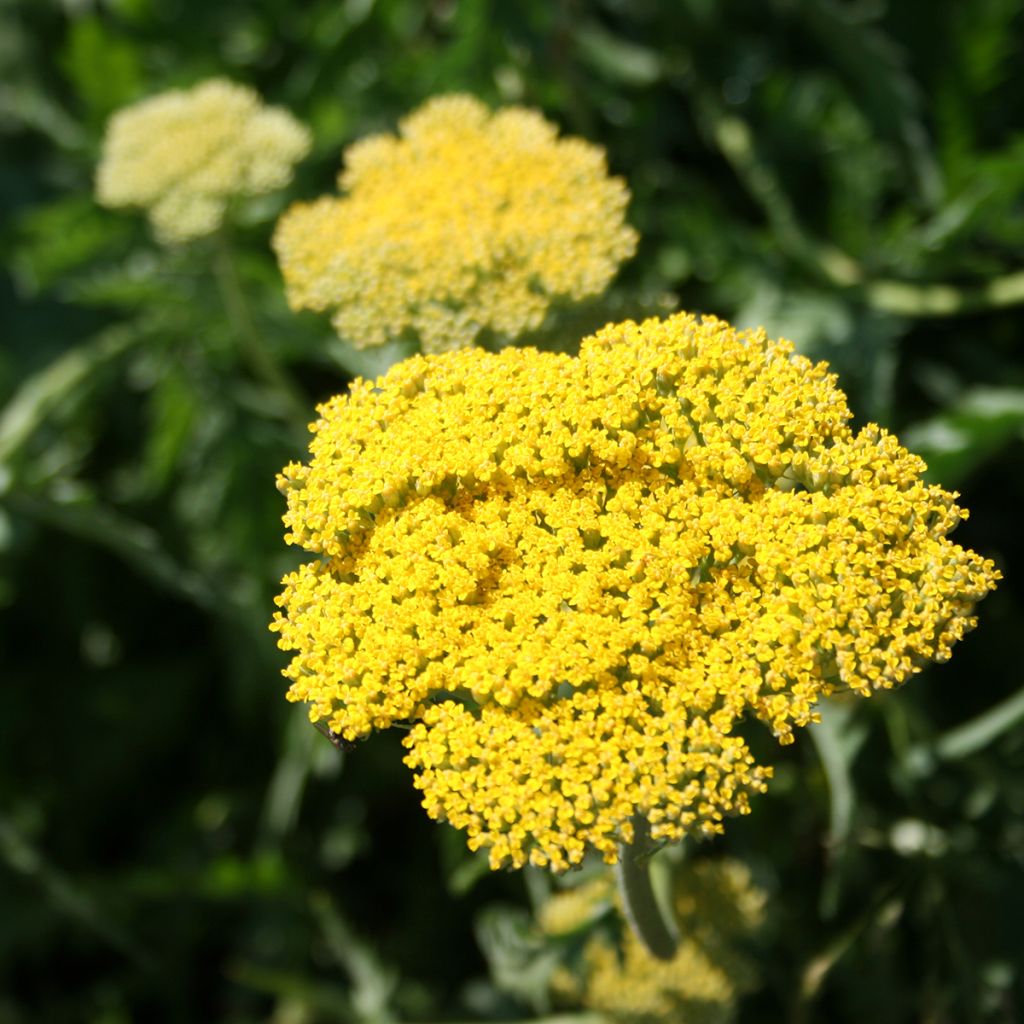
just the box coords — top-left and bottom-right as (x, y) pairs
(272, 93), (637, 354)
(271, 312), (999, 876)
(546, 860), (765, 1024)
(96, 78), (311, 244)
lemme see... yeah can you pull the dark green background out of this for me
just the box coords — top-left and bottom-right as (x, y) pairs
(2, 1), (1023, 1021)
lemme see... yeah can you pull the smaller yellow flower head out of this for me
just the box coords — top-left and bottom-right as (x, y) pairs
(272, 93), (638, 353)
(548, 860), (765, 1024)
(97, 78), (311, 244)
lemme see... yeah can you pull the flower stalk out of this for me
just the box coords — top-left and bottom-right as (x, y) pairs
(213, 227), (308, 428)
(614, 816), (678, 961)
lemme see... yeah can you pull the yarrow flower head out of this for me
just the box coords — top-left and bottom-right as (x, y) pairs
(96, 78), (311, 244)
(272, 93), (637, 354)
(546, 859), (765, 1024)
(271, 311), (999, 872)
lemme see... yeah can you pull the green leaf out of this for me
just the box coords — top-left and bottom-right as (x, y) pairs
(327, 335), (420, 380)
(576, 23), (662, 87)
(58, 16), (143, 121)
(808, 700), (868, 849)
(0, 82), (86, 149)
(66, 252), (197, 309)
(798, 888), (905, 1006)
(446, 847), (494, 897)
(0, 327), (139, 472)
(476, 905), (562, 1013)
(808, 699), (870, 918)
(11, 195), (132, 295)
(797, 0), (941, 207)
(259, 709), (336, 844)
(311, 891), (399, 1023)
(137, 367), (201, 495)
(5, 489), (218, 612)
(903, 387), (1024, 485)
(0, 812), (149, 967)
(227, 961), (356, 1019)
(904, 685), (1024, 778)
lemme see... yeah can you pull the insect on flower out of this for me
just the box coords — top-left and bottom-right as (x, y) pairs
(312, 720), (358, 752)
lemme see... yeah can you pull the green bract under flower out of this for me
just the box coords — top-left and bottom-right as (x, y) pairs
(272, 312), (1000, 871)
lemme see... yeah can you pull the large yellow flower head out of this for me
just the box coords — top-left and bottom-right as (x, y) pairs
(272, 312), (999, 871)
(96, 78), (311, 244)
(272, 93), (638, 354)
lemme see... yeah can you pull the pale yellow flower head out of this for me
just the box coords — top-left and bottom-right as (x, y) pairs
(271, 311), (999, 871)
(272, 93), (638, 353)
(549, 860), (765, 1024)
(97, 78), (311, 244)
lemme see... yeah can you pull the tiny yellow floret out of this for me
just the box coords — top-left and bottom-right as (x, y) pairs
(272, 93), (637, 353)
(97, 78), (311, 244)
(271, 311), (1000, 870)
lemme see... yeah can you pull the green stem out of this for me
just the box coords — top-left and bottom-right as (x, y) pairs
(694, 90), (862, 287)
(903, 683), (1024, 778)
(864, 271), (1024, 316)
(614, 816), (678, 961)
(213, 227), (309, 428)
(694, 90), (1024, 318)
(5, 489), (219, 612)
(0, 811), (151, 967)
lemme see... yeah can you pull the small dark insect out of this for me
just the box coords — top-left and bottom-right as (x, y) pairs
(313, 720), (358, 752)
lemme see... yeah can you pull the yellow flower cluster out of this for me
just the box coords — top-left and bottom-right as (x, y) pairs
(272, 311), (999, 871)
(538, 876), (616, 937)
(272, 93), (637, 353)
(548, 859), (765, 1024)
(97, 78), (310, 244)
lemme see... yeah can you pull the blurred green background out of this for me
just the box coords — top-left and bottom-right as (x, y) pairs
(2, 0), (1023, 1021)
